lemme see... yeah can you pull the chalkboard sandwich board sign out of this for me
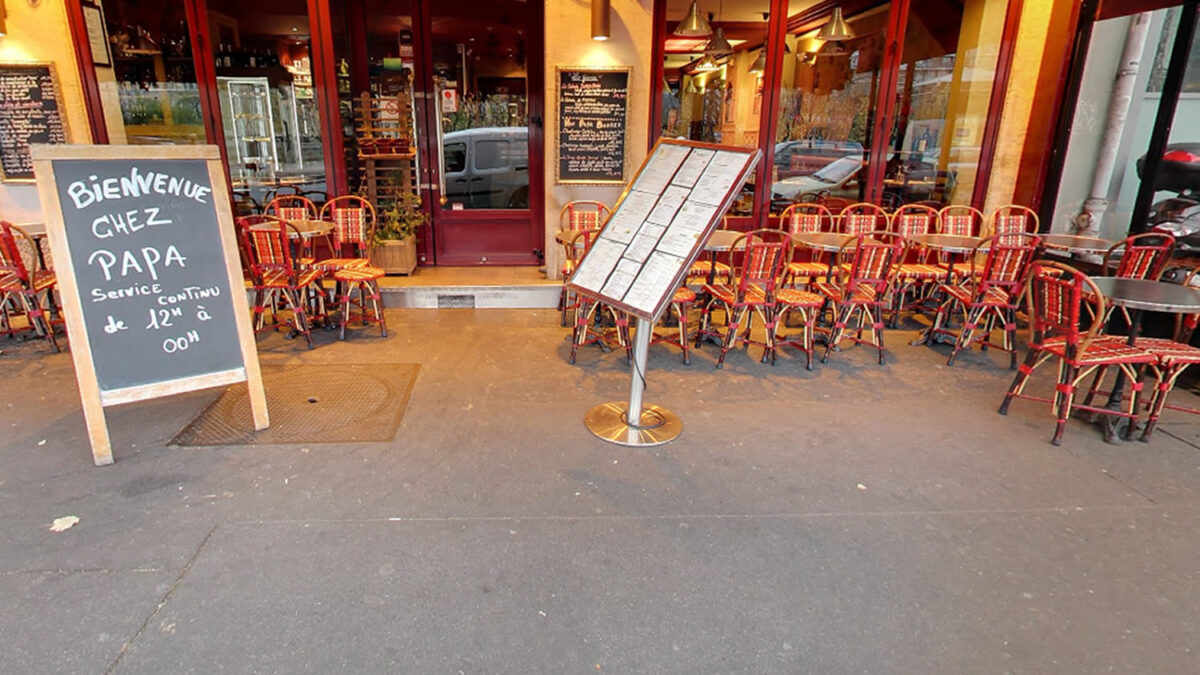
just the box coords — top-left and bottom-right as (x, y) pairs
(556, 67), (630, 185)
(1, 63), (70, 182)
(31, 144), (268, 466)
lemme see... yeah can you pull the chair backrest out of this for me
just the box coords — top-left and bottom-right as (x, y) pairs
(1025, 261), (1105, 352)
(729, 229), (790, 299)
(780, 203), (833, 235)
(836, 231), (906, 295)
(1103, 232), (1175, 281)
(890, 204), (938, 238)
(937, 205), (983, 236)
(265, 195), (318, 222)
(0, 221), (33, 282)
(237, 215), (298, 276)
(319, 195), (377, 257)
(971, 233), (1041, 300)
(564, 228), (601, 268)
(838, 202), (889, 236)
(989, 204), (1039, 243)
(559, 200), (611, 231)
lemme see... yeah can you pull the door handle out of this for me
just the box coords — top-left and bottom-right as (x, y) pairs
(470, 177), (483, 182)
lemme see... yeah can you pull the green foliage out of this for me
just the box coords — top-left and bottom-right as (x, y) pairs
(372, 191), (427, 245)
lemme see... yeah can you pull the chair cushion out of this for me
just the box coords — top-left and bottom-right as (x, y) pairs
(690, 260), (731, 277)
(1134, 337), (1200, 367)
(703, 283), (766, 305)
(309, 257), (371, 273)
(1040, 336), (1156, 366)
(775, 288), (823, 307)
(333, 266), (386, 282)
(672, 287), (696, 304)
(943, 284), (1012, 307)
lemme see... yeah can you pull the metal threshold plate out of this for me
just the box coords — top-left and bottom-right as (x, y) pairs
(584, 402), (682, 447)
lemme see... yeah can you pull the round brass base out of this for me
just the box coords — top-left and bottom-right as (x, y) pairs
(584, 402), (682, 447)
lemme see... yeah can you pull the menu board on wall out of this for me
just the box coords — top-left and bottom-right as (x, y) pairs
(31, 144), (268, 466)
(0, 64), (69, 181)
(556, 67), (630, 184)
(566, 139), (761, 321)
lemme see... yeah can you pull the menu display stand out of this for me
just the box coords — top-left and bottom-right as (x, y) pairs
(567, 139), (760, 447)
(31, 144), (268, 466)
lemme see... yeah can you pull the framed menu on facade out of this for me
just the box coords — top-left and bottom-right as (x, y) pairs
(0, 63), (70, 182)
(556, 67), (630, 184)
(566, 139), (760, 321)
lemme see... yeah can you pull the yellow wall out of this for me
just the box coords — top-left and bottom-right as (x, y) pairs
(0, 0), (92, 220)
(544, 0), (654, 278)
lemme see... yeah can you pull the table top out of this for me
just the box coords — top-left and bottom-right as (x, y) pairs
(911, 233), (984, 254)
(1041, 234), (1114, 254)
(703, 229), (743, 251)
(791, 231), (853, 251)
(250, 218), (333, 238)
(1090, 276), (1200, 313)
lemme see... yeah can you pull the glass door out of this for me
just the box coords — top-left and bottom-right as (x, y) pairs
(425, 0), (542, 265)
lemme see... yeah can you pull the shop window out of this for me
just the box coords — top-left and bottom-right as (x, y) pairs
(87, 0), (204, 145)
(883, 0), (1009, 207)
(205, 0), (326, 204)
(772, 5), (889, 209)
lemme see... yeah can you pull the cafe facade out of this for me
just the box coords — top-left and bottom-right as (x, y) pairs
(0, 0), (1195, 278)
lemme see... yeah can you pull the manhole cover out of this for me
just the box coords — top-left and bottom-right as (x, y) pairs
(171, 363), (419, 446)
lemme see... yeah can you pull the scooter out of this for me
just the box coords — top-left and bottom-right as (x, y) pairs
(1142, 144), (1200, 254)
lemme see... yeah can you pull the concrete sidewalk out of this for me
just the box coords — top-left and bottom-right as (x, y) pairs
(3, 309), (1200, 673)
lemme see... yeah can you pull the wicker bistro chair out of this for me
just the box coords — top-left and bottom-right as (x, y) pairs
(567, 230), (633, 365)
(265, 195), (318, 222)
(695, 229), (791, 368)
(0, 221), (59, 352)
(557, 201), (612, 326)
(1099, 233), (1175, 332)
(998, 262), (1157, 445)
(780, 203), (835, 288)
(649, 287), (698, 365)
(237, 215), (327, 349)
(814, 231), (906, 365)
(988, 204), (1039, 244)
(887, 203), (943, 327)
(928, 233), (1041, 368)
(688, 215), (743, 285)
(838, 202), (889, 236)
(316, 196), (387, 340)
(934, 204), (985, 278)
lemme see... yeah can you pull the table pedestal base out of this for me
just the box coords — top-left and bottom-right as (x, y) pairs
(584, 403), (682, 447)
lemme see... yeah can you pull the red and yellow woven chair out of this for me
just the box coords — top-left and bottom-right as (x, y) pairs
(316, 196), (387, 340)
(557, 200), (611, 326)
(887, 203), (943, 327)
(934, 204), (984, 279)
(928, 233), (1041, 368)
(987, 204), (1039, 244)
(815, 231), (906, 365)
(780, 202), (834, 288)
(1100, 232), (1175, 331)
(999, 261), (1156, 445)
(696, 229), (790, 368)
(0, 221), (59, 352)
(264, 195), (318, 223)
(838, 202), (889, 236)
(649, 287), (697, 365)
(237, 215), (327, 349)
(566, 229), (632, 364)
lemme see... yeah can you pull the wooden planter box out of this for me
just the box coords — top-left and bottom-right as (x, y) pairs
(370, 236), (418, 275)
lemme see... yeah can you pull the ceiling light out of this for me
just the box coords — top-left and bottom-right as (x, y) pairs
(749, 49), (766, 75)
(694, 54), (719, 72)
(817, 7), (854, 42)
(674, 1), (712, 37)
(591, 0), (610, 41)
(705, 27), (732, 55)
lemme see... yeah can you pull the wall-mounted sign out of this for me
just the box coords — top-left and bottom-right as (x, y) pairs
(556, 67), (630, 185)
(31, 144), (268, 466)
(0, 63), (70, 182)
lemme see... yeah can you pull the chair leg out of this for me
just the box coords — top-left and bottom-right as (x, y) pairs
(1081, 365), (1110, 408)
(1004, 308), (1018, 370)
(1052, 362), (1079, 446)
(339, 284), (351, 340)
(676, 302), (691, 365)
(370, 280), (387, 337)
(717, 306), (746, 369)
(871, 304), (887, 365)
(1000, 348), (1043, 415)
(1141, 364), (1184, 442)
(949, 305), (985, 366)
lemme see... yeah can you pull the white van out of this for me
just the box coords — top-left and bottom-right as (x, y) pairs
(442, 127), (529, 209)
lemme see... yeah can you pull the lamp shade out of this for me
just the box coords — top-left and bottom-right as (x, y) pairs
(705, 27), (732, 55)
(591, 0), (609, 41)
(749, 49), (766, 75)
(816, 7), (854, 42)
(694, 54), (720, 72)
(674, 1), (712, 37)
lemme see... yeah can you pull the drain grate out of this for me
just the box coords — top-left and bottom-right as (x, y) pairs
(437, 294), (477, 308)
(170, 363), (419, 446)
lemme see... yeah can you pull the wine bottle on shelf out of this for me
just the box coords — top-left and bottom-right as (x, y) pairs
(222, 45), (232, 69)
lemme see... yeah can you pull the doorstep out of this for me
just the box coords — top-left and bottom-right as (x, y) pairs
(377, 266), (560, 309)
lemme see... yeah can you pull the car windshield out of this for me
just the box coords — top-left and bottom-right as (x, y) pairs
(812, 156), (862, 183)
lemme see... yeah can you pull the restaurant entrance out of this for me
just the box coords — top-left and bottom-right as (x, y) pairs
(330, 0), (544, 267)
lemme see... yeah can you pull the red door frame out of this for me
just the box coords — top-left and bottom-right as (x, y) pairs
(308, 0), (348, 196)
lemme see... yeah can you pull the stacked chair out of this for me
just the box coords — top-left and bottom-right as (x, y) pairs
(0, 221), (59, 352)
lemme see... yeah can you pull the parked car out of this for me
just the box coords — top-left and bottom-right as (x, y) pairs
(774, 139), (865, 179)
(442, 126), (529, 209)
(771, 155), (865, 200)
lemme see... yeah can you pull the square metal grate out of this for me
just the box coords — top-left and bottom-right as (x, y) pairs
(437, 294), (477, 308)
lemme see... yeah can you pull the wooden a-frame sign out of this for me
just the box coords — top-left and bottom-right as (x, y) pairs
(31, 144), (268, 466)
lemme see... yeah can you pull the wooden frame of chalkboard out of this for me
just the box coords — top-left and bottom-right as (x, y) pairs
(0, 63), (71, 183)
(30, 144), (269, 466)
(555, 66), (630, 185)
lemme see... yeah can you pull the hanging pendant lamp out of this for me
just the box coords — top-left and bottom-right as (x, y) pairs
(817, 7), (854, 42)
(705, 27), (733, 55)
(675, 1), (712, 37)
(694, 54), (720, 72)
(749, 49), (766, 75)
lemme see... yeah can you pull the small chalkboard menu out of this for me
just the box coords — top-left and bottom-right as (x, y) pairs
(1, 64), (69, 182)
(31, 145), (268, 466)
(557, 67), (630, 184)
(566, 139), (760, 321)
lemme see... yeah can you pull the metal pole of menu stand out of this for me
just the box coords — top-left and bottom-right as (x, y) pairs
(584, 316), (683, 447)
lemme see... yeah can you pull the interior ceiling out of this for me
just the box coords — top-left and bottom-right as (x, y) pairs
(665, 0), (822, 23)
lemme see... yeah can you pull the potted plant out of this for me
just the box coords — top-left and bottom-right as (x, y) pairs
(369, 191), (426, 275)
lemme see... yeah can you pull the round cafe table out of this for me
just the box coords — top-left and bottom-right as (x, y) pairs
(1089, 276), (1200, 442)
(1041, 233), (1114, 256)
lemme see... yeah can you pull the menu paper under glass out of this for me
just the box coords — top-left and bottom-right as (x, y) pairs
(566, 140), (759, 320)
(51, 158), (244, 391)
